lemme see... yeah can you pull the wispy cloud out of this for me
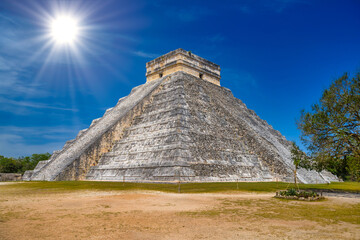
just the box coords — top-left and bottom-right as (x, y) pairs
(0, 126), (85, 157)
(0, 13), (50, 99)
(0, 97), (78, 114)
(0, 12), (80, 117)
(0, 126), (80, 137)
(0, 69), (48, 99)
(0, 134), (63, 157)
(131, 50), (159, 59)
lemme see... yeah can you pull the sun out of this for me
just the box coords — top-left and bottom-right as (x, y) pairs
(51, 16), (79, 44)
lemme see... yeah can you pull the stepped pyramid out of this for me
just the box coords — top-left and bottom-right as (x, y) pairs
(23, 49), (338, 183)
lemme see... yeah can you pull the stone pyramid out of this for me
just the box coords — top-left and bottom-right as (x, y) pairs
(23, 49), (338, 183)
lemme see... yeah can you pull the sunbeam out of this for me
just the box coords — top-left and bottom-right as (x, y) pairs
(0, 0), (143, 130)
(50, 16), (79, 44)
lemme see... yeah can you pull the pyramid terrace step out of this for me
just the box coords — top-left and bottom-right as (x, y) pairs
(145, 95), (187, 106)
(151, 86), (184, 98)
(120, 127), (191, 141)
(100, 152), (192, 160)
(142, 98), (187, 113)
(90, 163), (193, 170)
(96, 158), (257, 169)
(113, 148), (189, 158)
(110, 143), (189, 154)
(133, 106), (190, 121)
(126, 115), (190, 131)
(116, 129), (249, 151)
(111, 143), (193, 154)
(133, 108), (189, 124)
(98, 157), (192, 166)
(113, 136), (193, 149)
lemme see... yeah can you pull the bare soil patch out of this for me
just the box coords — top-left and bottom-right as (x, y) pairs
(0, 182), (20, 186)
(0, 190), (359, 240)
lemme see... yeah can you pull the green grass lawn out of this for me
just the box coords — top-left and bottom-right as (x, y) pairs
(181, 197), (360, 225)
(1, 181), (359, 194)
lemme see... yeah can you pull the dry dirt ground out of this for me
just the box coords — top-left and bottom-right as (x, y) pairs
(0, 186), (359, 240)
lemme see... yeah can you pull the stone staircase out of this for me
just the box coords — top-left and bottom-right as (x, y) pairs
(25, 76), (165, 181)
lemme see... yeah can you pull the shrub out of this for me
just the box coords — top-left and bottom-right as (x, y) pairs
(278, 189), (320, 199)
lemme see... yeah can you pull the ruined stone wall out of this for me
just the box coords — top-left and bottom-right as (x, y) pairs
(0, 173), (22, 181)
(146, 49), (220, 86)
(147, 62), (220, 86)
(146, 63), (183, 82)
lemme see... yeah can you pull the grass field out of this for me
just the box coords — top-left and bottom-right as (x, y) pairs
(1, 181), (359, 194)
(0, 181), (359, 239)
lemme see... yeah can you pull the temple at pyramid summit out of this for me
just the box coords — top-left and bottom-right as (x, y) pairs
(23, 48), (338, 183)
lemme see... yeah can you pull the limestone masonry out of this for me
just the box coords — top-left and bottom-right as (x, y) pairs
(146, 48), (221, 86)
(23, 49), (338, 183)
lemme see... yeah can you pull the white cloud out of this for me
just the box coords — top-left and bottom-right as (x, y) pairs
(0, 14), (50, 99)
(0, 14), (80, 116)
(0, 56), (12, 71)
(0, 134), (63, 157)
(0, 126), (84, 157)
(131, 50), (159, 59)
(0, 97), (78, 113)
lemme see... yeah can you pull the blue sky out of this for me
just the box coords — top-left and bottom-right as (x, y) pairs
(0, 0), (359, 157)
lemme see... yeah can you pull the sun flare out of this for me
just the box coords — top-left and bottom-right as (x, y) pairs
(51, 16), (78, 44)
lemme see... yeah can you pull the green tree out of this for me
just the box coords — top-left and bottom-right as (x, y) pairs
(0, 156), (22, 173)
(347, 156), (360, 181)
(290, 142), (312, 189)
(298, 72), (360, 181)
(20, 153), (51, 173)
(0, 153), (51, 174)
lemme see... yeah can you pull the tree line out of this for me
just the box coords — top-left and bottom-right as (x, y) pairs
(293, 72), (360, 181)
(0, 153), (51, 174)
